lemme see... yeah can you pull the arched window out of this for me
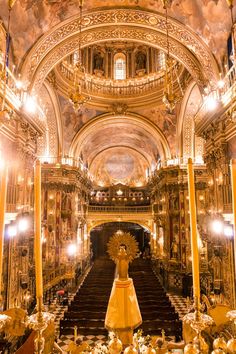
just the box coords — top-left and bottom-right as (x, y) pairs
(114, 53), (126, 80)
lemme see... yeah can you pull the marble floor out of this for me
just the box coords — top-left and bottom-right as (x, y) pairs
(50, 292), (188, 353)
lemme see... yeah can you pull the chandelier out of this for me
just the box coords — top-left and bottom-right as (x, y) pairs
(162, 0), (180, 113)
(69, 0), (90, 110)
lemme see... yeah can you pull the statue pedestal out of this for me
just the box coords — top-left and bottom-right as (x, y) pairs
(105, 278), (142, 345)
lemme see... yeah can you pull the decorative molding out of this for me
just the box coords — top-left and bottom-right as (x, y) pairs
(69, 112), (171, 161)
(20, 8), (219, 91)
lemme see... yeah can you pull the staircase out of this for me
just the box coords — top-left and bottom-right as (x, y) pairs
(129, 259), (182, 340)
(60, 259), (115, 336)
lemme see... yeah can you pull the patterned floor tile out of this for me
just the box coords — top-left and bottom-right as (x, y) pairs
(167, 293), (189, 319)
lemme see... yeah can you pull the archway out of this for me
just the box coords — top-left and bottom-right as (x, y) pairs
(90, 222), (151, 260)
(20, 8), (219, 91)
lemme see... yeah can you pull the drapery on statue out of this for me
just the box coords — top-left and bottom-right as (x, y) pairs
(105, 232), (142, 346)
(94, 52), (103, 71)
(136, 51), (146, 71)
(117, 245), (129, 280)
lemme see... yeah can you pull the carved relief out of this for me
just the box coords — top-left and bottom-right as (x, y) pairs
(21, 9), (218, 89)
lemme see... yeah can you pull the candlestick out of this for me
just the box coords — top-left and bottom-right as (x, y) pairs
(34, 160), (43, 301)
(230, 159), (236, 307)
(0, 164), (8, 301)
(74, 325), (77, 343)
(187, 158), (200, 308)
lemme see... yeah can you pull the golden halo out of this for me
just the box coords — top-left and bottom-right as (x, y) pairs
(107, 231), (139, 262)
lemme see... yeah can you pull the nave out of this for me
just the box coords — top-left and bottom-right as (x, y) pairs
(59, 258), (182, 343)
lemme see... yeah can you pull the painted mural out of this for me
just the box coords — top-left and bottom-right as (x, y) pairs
(137, 104), (178, 153)
(59, 94), (102, 153)
(89, 147), (149, 186)
(0, 0), (233, 68)
(79, 123), (160, 166)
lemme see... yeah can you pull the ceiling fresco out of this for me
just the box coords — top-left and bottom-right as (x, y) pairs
(137, 104), (178, 153)
(59, 94), (103, 153)
(0, 0), (233, 68)
(0, 0), (233, 187)
(78, 123), (160, 167)
(89, 147), (149, 186)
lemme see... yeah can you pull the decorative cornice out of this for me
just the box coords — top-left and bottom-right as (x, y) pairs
(20, 8), (219, 91)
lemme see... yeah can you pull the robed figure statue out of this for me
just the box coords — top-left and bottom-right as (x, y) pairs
(105, 233), (142, 346)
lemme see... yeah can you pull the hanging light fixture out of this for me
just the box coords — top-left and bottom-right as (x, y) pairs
(69, 0), (90, 111)
(0, 0), (17, 124)
(162, 0), (180, 113)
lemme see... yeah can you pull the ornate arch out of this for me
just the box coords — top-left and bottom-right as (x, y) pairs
(69, 112), (171, 161)
(177, 81), (204, 160)
(36, 81), (63, 158)
(88, 220), (152, 234)
(20, 8), (219, 91)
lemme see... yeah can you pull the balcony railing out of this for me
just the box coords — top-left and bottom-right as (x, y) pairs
(195, 64), (236, 127)
(43, 265), (73, 290)
(58, 61), (184, 98)
(39, 156), (92, 178)
(88, 205), (152, 213)
(0, 56), (47, 127)
(151, 157), (205, 175)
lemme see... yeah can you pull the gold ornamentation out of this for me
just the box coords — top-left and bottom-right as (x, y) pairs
(3, 308), (27, 337)
(21, 9), (218, 90)
(31, 27), (205, 91)
(107, 232), (139, 263)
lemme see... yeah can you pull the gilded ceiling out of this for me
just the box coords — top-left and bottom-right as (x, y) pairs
(0, 0), (233, 187)
(0, 0), (233, 67)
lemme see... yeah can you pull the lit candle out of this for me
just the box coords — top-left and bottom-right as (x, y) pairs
(187, 158), (200, 308)
(34, 160), (43, 300)
(0, 164), (8, 299)
(230, 159), (236, 298)
(74, 326), (77, 343)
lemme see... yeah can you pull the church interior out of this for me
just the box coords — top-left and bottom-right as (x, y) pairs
(1, 0), (236, 353)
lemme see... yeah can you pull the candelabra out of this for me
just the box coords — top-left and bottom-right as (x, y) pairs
(27, 297), (54, 354)
(0, 313), (11, 330)
(183, 298), (214, 353)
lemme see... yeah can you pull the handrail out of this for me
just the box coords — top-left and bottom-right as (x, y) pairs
(58, 60), (183, 98)
(88, 205), (151, 213)
(43, 265), (73, 290)
(39, 155), (92, 179)
(151, 157), (205, 174)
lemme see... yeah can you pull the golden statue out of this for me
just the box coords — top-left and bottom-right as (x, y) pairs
(117, 246), (129, 280)
(105, 232), (142, 346)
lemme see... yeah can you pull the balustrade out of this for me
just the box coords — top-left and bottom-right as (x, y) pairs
(39, 156), (90, 178)
(88, 205), (151, 213)
(58, 61), (183, 98)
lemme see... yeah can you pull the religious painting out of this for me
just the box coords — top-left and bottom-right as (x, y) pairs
(0, 0), (231, 67)
(59, 94), (102, 153)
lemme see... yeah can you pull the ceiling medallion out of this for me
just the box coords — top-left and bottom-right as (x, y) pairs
(111, 103), (128, 115)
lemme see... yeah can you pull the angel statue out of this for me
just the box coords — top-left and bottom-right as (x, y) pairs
(105, 232), (142, 346)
